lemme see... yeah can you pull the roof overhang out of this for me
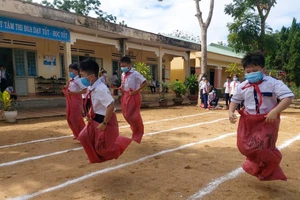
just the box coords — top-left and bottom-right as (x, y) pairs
(0, 0), (201, 53)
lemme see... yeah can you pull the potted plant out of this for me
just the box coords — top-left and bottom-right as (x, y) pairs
(171, 80), (187, 105)
(0, 90), (18, 122)
(185, 74), (199, 104)
(134, 62), (152, 108)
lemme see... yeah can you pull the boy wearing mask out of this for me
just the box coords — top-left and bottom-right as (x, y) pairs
(229, 51), (294, 181)
(119, 56), (147, 144)
(78, 59), (131, 163)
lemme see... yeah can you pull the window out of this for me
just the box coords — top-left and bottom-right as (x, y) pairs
(60, 54), (65, 78)
(27, 52), (37, 76)
(147, 63), (157, 80)
(190, 67), (196, 75)
(14, 50), (37, 77)
(14, 50), (25, 77)
(112, 60), (120, 76)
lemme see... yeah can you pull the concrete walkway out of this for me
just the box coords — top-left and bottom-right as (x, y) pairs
(9, 98), (194, 121)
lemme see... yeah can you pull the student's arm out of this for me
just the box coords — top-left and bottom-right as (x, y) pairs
(228, 102), (239, 123)
(97, 102), (114, 130)
(131, 80), (147, 95)
(265, 97), (292, 122)
(69, 88), (87, 95)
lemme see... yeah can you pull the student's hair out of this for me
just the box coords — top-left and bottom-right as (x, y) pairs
(79, 59), (99, 76)
(242, 51), (265, 69)
(227, 76), (231, 79)
(120, 56), (131, 64)
(69, 62), (79, 72)
(113, 71), (117, 75)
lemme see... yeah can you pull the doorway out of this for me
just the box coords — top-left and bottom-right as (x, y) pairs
(0, 48), (14, 90)
(209, 68), (215, 87)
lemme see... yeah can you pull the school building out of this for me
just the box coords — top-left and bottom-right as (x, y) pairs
(171, 43), (244, 91)
(0, 0), (199, 100)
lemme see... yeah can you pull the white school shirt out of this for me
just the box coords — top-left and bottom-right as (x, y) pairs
(68, 75), (86, 92)
(230, 80), (240, 95)
(88, 78), (115, 116)
(199, 80), (210, 89)
(224, 81), (231, 94)
(231, 75), (294, 115)
(121, 68), (146, 91)
(99, 76), (108, 85)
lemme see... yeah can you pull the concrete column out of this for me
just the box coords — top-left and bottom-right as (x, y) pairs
(186, 51), (191, 77)
(64, 42), (72, 83)
(120, 39), (126, 57)
(214, 66), (223, 89)
(158, 47), (163, 92)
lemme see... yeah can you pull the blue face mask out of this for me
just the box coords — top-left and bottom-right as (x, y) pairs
(81, 77), (90, 87)
(121, 67), (129, 73)
(68, 72), (75, 78)
(233, 78), (238, 81)
(245, 71), (263, 83)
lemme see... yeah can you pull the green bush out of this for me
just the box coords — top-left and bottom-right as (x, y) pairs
(290, 85), (300, 99)
(171, 81), (187, 98)
(185, 74), (198, 95)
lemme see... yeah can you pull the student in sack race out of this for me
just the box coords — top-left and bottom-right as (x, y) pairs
(229, 51), (294, 181)
(119, 56), (148, 144)
(78, 59), (132, 163)
(62, 63), (87, 140)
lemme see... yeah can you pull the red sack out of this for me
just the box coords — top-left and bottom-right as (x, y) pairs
(121, 90), (144, 143)
(78, 113), (132, 163)
(237, 110), (287, 181)
(63, 86), (85, 139)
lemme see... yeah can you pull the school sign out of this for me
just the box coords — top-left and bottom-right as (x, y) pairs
(0, 16), (70, 42)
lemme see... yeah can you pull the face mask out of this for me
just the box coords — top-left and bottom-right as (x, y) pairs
(81, 77), (90, 87)
(233, 78), (238, 81)
(245, 71), (263, 83)
(202, 77), (206, 80)
(68, 72), (75, 78)
(121, 67), (129, 73)
(227, 80), (230, 82)
(103, 73), (107, 77)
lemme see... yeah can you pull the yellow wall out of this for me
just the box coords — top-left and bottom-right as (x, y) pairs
(1, 33), (174, 95)
(170, 57), (185, 82)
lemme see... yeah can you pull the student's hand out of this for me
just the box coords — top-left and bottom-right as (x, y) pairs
(229, 111), (238, 123)
(265, 109), (278, 123)
(130, 90), (138, 96)
(97, 123), (107, 131)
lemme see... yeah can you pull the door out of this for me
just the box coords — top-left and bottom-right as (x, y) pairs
(209, 69), (215, 87)
(13, 50), (37, 96)
(13, 49), (28, 95)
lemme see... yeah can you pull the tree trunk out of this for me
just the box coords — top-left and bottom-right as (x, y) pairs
(200, 26), (208, 77)
(195, 0), (214, 107)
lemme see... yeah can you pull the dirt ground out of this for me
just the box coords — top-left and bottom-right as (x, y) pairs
(1, 105), (300, 200)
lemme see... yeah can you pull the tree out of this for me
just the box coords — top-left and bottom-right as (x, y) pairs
(266, 18), (300, 86)
(165, 30), (200, 43)
(225, 63), (244, 77)
(39, 0), (117, 23)
(159, 0), (215, 106)
(225, 0), (277, 53)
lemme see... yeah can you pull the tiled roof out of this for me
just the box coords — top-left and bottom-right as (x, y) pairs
(159, 33), (244, 58)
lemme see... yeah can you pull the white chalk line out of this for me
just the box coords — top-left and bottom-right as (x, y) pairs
(0, 115), (226, 168)
(188, 133), (300, 200)
(0, 112), (213, 149)
(8, 132), (236, 200)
